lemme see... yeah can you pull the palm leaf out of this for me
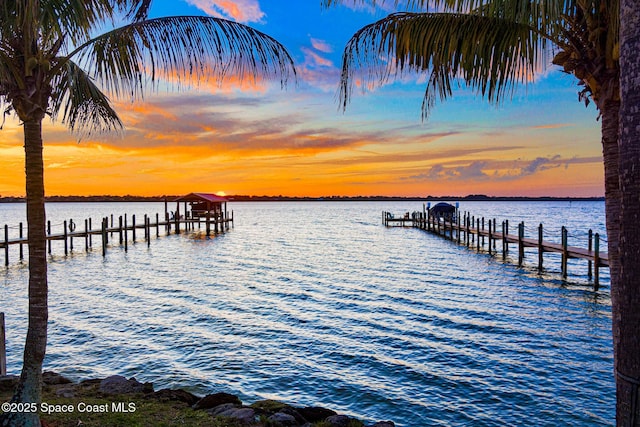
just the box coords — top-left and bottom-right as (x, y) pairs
(68, 16), (296, 102)
(49, 59), (124, 137)
(340, 12), (547, 119)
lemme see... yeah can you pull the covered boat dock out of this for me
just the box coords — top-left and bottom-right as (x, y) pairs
(173, 192), (234, 236)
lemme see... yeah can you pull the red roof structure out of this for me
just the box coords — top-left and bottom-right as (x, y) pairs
(174, 192), (229, 203)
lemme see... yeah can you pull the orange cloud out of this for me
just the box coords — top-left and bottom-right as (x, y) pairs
(185, 0), (265, 23)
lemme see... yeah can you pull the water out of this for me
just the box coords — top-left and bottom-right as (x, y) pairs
(0, 201), (613, 426)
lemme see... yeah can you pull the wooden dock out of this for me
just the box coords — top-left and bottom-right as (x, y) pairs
(383, 209), (608, 287)
(1, 211), (234, 267)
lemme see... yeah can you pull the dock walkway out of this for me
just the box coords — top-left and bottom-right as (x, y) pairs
(384, 210), (608, 287)
(2, 211), (234, 266)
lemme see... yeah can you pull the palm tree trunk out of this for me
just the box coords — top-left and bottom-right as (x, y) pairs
(615, 0), (640, 423)
(1, 119), (48, 427)
(601, 98), (621, 287)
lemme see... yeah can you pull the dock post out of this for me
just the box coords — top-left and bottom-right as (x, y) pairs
(471, 216), (475, 246)
(101, 218), (107, 257)
(457, 212), (461, 243)
(518, 222), (524, 266)
(156, 213), (160, 237)
(505, 220), (509, 256)
(502, 221), (507, 259)
(489, 220), (492, 255)
(476, 218), (481, 252)
(481, 217), (485, 249)
(124, 214), (128, 252)
(88, 218), (92, 247)
(538, 224), (544, 272)
(146, 216), (151, 247)
(110, 214), (114, 237)
(144, 215), (148, 240)
(466, 214), (470, 247)
(588, 229), (593, 280)
(4, 224), (8, 267)
(1, 312), (6, 376)
(119, 216), (123, 244)
(69, 220), (74, 252)
(594, 233), (600, 288)
(84, 219), (89, 251)
(493, 218), (498, 254)
(561, 226), (568, 278)
(63, 220), (68, 255)
(47, 220), (52, 254)
(19, 222), (24, 261)
(132, 215), (136, 242)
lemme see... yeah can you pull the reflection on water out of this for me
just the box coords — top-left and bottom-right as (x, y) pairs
(1, 201), (613, 426)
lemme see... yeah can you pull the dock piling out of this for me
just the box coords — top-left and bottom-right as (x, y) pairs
(561, 226), (568, 278)
(47, 220), (51, 254)
(594, 233), (601, 287)
(588, 229), (593, 279)
(4, 225), (8, 267)
(1, 312), (6, 376)
(63, 220), (68, 256)
(19, 223), (24, 261)
(518, 222), (525, 266)
(538, 224), (544, 272)
(101, 218), (107, 257)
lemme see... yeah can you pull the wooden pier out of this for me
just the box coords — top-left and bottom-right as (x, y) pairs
(383, 209), (608, 287)
(1, 210), (234, 267)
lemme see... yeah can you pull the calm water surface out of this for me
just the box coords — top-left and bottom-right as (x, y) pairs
(1, 201), (613, 426)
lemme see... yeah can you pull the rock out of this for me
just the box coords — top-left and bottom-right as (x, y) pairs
(367, 422), (395, 427)
(193, 392), (242, 410)
(207, 403), (239, 416)
(42, 371), (72, 385)
(216, 406), (257, 424)
(99, 375), (153, 395)
(279, 406), (307, 425)
(268, 411), (298, 426)
(153, 388), (199, 405)
(297, 406), (337, 422)
(326, 414), (363, 427)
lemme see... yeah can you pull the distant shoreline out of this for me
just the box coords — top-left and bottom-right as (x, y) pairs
(0, 194), (605, 203)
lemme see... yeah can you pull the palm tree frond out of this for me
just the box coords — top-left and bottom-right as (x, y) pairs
(71, 16), (296, 101)
(340, 12), (546, 118)
(50, 59), (124, 137)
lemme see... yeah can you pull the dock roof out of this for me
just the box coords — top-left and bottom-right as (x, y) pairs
(174, 193), (229, 203)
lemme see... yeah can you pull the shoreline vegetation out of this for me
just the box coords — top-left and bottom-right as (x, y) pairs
(0, 372), (393, 427)
(0, 194), (605, 203)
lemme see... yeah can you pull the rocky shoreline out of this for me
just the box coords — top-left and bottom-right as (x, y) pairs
(1, 372), (395, 427)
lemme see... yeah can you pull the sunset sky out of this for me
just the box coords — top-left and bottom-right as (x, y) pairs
(0, 1), (604, 198)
